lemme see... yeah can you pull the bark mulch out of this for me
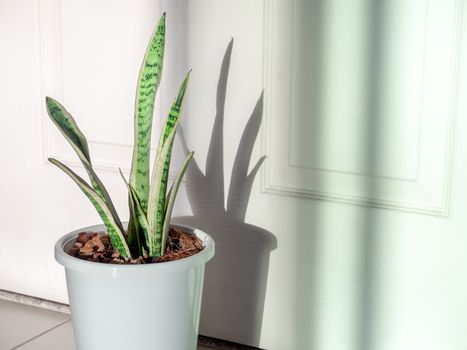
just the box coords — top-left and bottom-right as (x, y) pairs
(68, 228), (204, 264)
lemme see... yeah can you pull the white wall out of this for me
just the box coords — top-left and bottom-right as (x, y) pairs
(2, 1), (467, 349)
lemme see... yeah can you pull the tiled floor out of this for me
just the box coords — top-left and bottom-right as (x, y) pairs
(0, 299), (212, 350)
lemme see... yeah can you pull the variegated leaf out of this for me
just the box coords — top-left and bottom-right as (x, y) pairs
(154, 72), (190, 204)
(147, 124), (178, 256)
(46, 97), (125, 234)
(119, 169), (150, 250)
(119, 169), (143, 255)
(161, 151), (194, 254)
(145, 72), (190, 256)
(129, 13), (166, 211)
(49, 158), (130, 257)
(46, 97), (90, 162)
(156, 71), (190, 152)
(46, 97), (98, 194)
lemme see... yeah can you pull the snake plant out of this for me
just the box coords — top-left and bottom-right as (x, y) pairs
(46, 13), (194, 258)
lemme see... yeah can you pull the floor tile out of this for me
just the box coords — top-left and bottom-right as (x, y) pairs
(17, 320), (212, 350)
(16, 321), (74, 350)
(0, 299), (69, 350)
(0, 299), (222, 349)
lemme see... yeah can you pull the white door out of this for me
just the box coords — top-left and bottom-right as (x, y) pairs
(2, 1), (467, 350)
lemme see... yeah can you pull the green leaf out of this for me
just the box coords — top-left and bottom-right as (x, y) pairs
(147, 125), (179, 256)
(161, 151), (194, 254)
(45, 97), (90, 162)
(119, 169), (150, 251)
(45, 96), (125, 234)
(49, 158), (131, 257)
(81, 159), (125, 234)
(119, 170), (142, 256)
(156, 71), (191, 153)
(46, 97), (96, 193)
(145, 72), (191, 257)
(129, 185), (150, 248)
(129, 13), (166, 211)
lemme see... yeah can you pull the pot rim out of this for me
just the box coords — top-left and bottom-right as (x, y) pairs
(55, 223), (215, 277)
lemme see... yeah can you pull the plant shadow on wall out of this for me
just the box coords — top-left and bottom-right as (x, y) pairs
(174, 40), (277, 347)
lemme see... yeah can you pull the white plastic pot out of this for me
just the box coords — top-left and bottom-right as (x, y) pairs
(55, 223), (215, 350)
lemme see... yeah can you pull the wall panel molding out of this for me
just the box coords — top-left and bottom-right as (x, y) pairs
(262, 0), (463, 216)
(39, 0), (170, 176)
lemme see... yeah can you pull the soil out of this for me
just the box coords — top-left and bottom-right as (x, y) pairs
(68, 228), (204, 264)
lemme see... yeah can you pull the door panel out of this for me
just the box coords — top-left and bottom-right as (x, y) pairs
(267, 0), (459, 215)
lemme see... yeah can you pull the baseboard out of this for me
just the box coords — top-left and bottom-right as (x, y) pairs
(0, 289), (70, 314)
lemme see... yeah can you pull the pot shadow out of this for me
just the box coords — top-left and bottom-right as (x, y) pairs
(174, 40), (277, 347)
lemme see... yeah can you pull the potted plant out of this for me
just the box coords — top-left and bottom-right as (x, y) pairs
(49, 13), (214, 350)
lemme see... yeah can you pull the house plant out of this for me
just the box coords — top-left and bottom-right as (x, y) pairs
(50, 13), (214, 350)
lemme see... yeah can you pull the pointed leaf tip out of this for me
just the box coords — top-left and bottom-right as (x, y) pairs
(159, 12), (166, 25)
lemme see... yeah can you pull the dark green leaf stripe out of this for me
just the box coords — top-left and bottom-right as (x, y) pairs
(49, 158), (130, 257)
(161, 151), (194, 254)
(129, 13), (166, 212)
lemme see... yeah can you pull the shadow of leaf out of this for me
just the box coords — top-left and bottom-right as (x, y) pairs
(174, 39), (277, 347)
